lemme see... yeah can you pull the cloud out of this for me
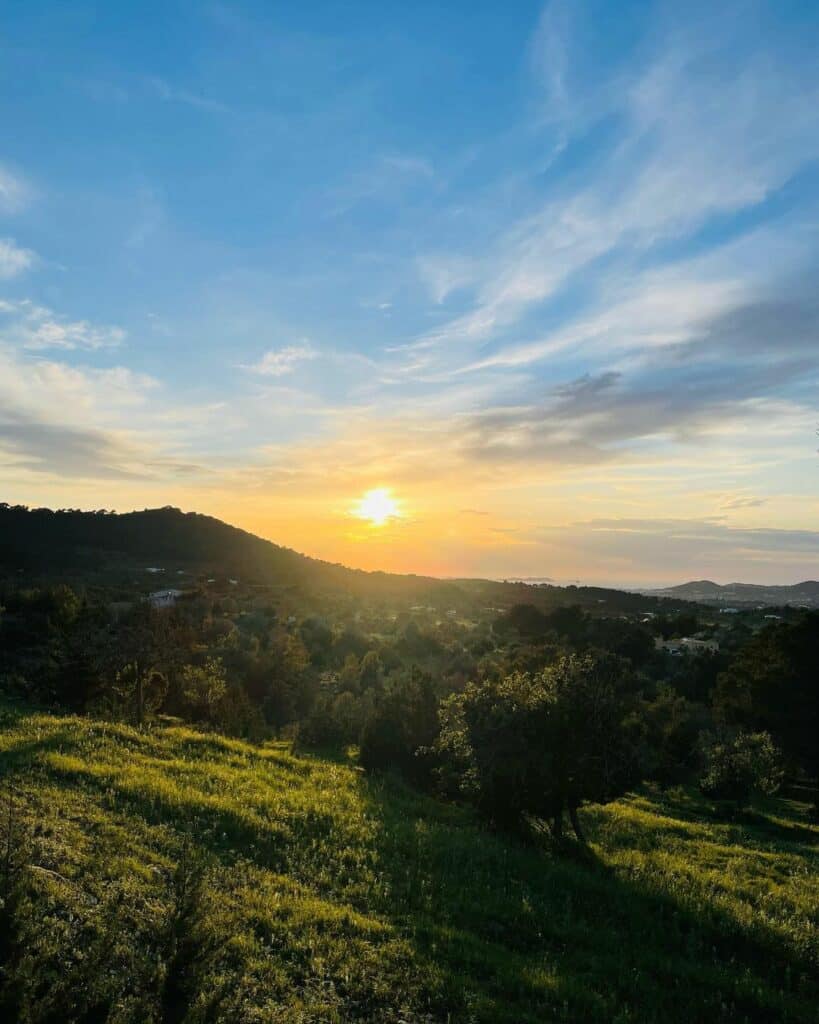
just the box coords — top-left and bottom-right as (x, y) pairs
(416, 253), (477, 304)
(24, 319), (126, 351)
(541, 517), (819, 578)
(145, 76), (231, 115)
(0, 238), (35, 278)
(0, 343), (164, 479)
(456, 292), (819, 468)
(0, 337), (229, 486)
(232, 274), (819, 495)
(408, 2), (819, 361)
(126, 187), (164, 248)
(328, 153), (435, 215)
(242, 342), (317, 377)
(0, 411), (147, 479)
(0, 300), (126, 350)
(0, 164), (32, 213)
(720, 496), (768, 511)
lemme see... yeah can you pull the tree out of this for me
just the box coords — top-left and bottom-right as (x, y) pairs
(359, 667), (439, 785)
(435, 653), (642, 839)
(180, 658), (228, 723)
(109, 662), (168, 725)
(299, 617), (333, 668)
(714, 614), (819, 779)
(544, 605), (587, 645)
(260, 634), (312, 732)
(98, 604), (182, 725)
(698, 730), (783, 811)
(358, 650), (382, 692)
(639, 685), (705, 787)
(503, 604), (548, 638)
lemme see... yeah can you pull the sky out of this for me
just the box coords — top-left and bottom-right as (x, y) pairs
(1, 0), (818, 587)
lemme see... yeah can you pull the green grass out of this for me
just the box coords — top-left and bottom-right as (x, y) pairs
(0, 704), (816, 1023)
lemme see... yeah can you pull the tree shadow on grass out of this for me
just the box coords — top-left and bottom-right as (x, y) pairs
(0, 728), (88, 775)
(2, 717), (817, 1024)
(738, 809), (818, 848)
(647, 786), (818, 851)
(356, 774), (819, 1024)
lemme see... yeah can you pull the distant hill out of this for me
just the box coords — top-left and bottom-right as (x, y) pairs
(0, 502), (700, 613)
(644, 579), (819, 608)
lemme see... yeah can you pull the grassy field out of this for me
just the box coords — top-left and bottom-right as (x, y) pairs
(0, 703), (816, 1023)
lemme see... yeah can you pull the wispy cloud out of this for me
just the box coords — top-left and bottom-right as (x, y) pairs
(145, 76), (232, 115)
(0, 299), (126, 350)
(0, 238), (35, 278)
(327, 153), (435, 216)
(408, 3), (819, 364)
(416, 253), (477, 305)
(242, 341), (317, 377)
(0, 163), (32, 214)
(540, 516), (819, 578)
(720, 495), (768, 511)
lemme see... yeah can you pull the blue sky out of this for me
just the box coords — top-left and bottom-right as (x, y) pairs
(1, 0), (818, 584)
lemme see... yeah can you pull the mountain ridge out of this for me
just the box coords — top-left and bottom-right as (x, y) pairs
(644, 578), (819, 607)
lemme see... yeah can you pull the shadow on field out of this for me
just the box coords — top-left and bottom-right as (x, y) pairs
(3, 719), (817, 1023)
(0, 728), (85, 773)
(355, 775), (819, 1024)
(740, 811), (818, 848)
(652, 787), (818, 850)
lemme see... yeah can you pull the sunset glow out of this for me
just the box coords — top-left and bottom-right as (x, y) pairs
(352, 489), (401, 527)
(1, 1), (817, 585)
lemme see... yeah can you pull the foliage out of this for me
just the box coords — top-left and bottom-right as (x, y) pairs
(359, 667), (439, 785)
(699, 730), (784, 809)
(714, 614), (819, 778)
(639, 685), (706, 787)
(180, 657), (228, 723)
(436, 654), (643, 838)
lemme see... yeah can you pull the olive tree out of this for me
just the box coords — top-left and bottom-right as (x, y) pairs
(435, 653), (642, 839)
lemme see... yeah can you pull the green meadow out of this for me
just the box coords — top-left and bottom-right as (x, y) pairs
(0, 704), (816, 1023)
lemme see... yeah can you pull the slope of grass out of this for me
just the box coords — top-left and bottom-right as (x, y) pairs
(0, 703), (816, 1023)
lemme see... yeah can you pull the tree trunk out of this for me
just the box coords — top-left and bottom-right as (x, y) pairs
(551, 811), (563, 840)
(136, 660), (144, 728)
(568, 804), (585, 843)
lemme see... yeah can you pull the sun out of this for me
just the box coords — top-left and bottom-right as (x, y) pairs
(352, 487), (400, 526)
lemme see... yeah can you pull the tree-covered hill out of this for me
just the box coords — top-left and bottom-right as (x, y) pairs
(0, 703), (817, 1023)
(0, 503), (460, 601)
(0, 503), (699, 614)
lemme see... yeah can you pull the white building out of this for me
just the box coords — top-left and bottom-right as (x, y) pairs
(149, 589), (184, 609)
(655, 637), (719, 655)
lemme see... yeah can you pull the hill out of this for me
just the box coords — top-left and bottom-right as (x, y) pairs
(0, 503), (698, 614)
(646, 579), (819, 608)
(0, 503), (476, 609)
(1, 703), (817, 1023)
